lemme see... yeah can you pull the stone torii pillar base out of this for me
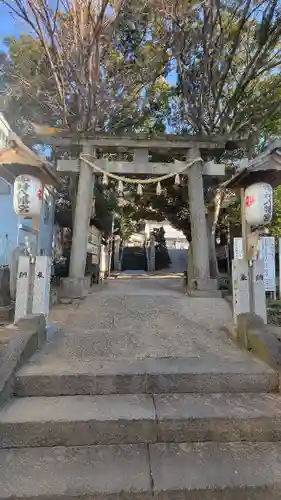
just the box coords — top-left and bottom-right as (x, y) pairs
(187, 279), (221, 297)
(60, 276), (91, 299)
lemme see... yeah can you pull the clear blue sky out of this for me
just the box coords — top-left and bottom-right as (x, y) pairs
(0, 4), (27, 49)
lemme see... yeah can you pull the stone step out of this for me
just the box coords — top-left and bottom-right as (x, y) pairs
(14, 356), (278, 396)
(0, 394), (156, 448)
(155, 392), (281, 443)
(150, 441), (281, 499)
(1, 442), (281, 499)
(1, 393), (281, 448)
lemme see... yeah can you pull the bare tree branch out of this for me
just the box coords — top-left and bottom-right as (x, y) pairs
(1, 0), (174, 132)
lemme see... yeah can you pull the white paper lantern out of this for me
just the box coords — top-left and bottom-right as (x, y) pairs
(244, 182), (273, 226)
(13, 175), (43, 217)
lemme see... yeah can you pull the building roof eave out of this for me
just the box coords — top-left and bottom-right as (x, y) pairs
(222, 143), (281, 189)
(0, 138), (60, 188)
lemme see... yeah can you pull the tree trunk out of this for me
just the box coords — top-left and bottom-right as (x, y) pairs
(206, 209), (219, 279)
(187, 241), (194, 284)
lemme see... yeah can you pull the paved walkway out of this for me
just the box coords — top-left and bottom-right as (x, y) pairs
(40, 274), (253, 370)
(1, 273), (279, 500)
(167, 248), (188, 273)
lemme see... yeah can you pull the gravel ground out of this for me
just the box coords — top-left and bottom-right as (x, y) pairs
(41, 275), (253, 366)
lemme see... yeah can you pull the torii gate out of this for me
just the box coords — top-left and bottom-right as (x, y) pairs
(25, 133), (246, 297)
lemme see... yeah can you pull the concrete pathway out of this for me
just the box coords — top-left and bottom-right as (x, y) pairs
(42, 274), (249, 368)
(1, 273), (280, 499)
(167, 248), (188, 273)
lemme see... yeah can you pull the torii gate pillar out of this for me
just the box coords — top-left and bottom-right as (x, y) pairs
(187, 148), (218, 294)
(61, 145), (94, 298)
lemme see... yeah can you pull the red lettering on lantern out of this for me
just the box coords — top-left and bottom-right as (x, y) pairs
(37, 188), (43, 201)
(245, 195), (255, 208)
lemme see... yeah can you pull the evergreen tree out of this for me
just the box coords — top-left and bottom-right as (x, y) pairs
(153, 226), (171, 270)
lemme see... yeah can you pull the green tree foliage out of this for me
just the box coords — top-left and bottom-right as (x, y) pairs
(270, 186), (281, 240)
(1, 35), (57, 129)
(113, 193), (164, 242)
(134, 181), (191, 239)
(152, 226), (171, 270)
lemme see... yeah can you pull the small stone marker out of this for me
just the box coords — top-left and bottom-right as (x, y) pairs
(252, 259), (267, 324)
(14, 256), (31, 322)
(32, 256), (52, 318)
(232, 259), (250, 324)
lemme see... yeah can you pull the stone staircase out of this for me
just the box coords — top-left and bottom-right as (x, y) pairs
(1, 355), (281, 498)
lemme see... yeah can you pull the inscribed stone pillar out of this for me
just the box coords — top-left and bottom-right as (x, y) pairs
(252, 260), (267, 324)
(14, 256), (31, 322)
(69, 145), (94, 279)
(232, 259), (250, 325)
(32, 256), (52, 318)
(187, 148), (213, 290)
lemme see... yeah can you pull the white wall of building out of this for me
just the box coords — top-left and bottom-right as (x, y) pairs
(0, 113), (55, 265)
(145, 220), (189, 249)
(0, 178), (18, 265)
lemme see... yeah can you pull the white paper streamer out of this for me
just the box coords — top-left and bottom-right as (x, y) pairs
(156, 182), (162, 196)
(117, 180), (124, 194)
(174, 173), (181, 185)
(102, 173), (109, 185)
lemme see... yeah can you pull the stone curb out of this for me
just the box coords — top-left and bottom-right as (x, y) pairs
(0, 314), (46, 405)
(224, 313), (281, 377)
